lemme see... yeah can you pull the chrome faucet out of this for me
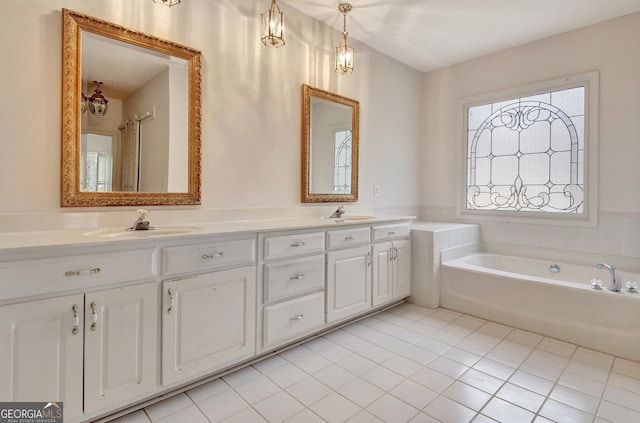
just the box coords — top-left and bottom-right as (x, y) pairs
(329, 205), (346, 219)
(596, 262), (622, 292)
(128, 209), (152, 231)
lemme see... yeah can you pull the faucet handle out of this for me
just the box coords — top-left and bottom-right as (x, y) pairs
(137, 209), (149, 219)
(626, 281), (638, 292)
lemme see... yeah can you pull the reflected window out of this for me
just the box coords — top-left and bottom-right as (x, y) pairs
(81, 133), (114, 191)
(333, 128), (352, 194)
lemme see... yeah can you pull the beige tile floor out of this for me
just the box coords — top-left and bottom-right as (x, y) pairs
(109, 304), (640, 423)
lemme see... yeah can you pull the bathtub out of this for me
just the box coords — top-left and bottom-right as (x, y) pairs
(441, 250), (640, 361)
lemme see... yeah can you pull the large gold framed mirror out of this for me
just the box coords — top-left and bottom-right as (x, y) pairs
(302, 84), (359, 203)
(61, 9), (202, 206)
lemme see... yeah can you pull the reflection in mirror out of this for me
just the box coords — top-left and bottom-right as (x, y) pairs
(62, 9), (202, 206)
(302, 85), (359, 203)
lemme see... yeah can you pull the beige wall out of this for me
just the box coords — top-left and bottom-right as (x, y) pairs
(420, 12), (640, 258)
(0, 0), (422, 217)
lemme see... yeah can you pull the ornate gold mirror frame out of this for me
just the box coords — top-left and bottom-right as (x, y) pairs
(302, 84), (359, 203)
(61, 9), (202, 206)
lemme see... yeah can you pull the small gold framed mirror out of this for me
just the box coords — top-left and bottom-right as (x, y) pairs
(61, 9), (202, 206)
(301, 84), (359, 203)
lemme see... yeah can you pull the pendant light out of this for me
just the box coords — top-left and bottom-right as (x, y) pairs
(87, 81), (109, 117)
(335, 3), (354, 74)
(261, 0), (285, 48)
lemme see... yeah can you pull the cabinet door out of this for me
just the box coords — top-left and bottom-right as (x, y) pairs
(392, 240), (411, 299)
(326, 246), (372, 323)
(84, 282), (158, 413)
(372, 242), (393, 307)
(0, 295), (84, 421)
(162, 267), (256, 386)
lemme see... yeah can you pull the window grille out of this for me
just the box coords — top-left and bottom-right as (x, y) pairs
(333, 129), (352, 194)
(466, 87), (585, 214)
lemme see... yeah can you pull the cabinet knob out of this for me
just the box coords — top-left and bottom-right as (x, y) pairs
(290, 273), (306, 280)
(289, 314), (304, 321)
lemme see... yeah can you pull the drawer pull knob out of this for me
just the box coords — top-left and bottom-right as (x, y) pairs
(167, 288), (176, 314)
(202, 252), (224, 259)
(90, 302), (98, 331)
(65, 268), (101, 277)
(345, 235), (357, 240)
(290, 242), (306, 247)
(290, 273), (306, 280)
(387, 231), (398, 235)
(72, 304), (80, 335)
(289, 314), (304, 321)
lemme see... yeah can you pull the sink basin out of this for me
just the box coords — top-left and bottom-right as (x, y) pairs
(85, 226), (201, 238)
(333, 215), (376, 222)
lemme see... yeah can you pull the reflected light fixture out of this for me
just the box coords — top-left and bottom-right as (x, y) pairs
(87, 81), (109, 117)
(153, 0), (181, 6)
(335, 3), (354, 74)
(261, 0), (285, 48)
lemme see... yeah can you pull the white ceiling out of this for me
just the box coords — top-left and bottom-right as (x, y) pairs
(284, 0), (640, 72)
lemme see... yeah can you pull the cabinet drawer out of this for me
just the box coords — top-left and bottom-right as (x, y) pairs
(326, 226), (371, 250)
(162, 237), (256, 275)
(263, 292), (324, 348)
(263, 231), (324, 260)
(373, 223), (410, 241)
(264, 255), (324, 304)
(0, 249), (156, 301)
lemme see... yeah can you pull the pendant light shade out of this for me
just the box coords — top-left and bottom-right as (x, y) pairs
(87, 81), (109, 117)
(261, 0), (285, 48)
(153, 0), (181, 6)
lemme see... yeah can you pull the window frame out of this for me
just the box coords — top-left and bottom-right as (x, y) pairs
(456, 71), (599, 227)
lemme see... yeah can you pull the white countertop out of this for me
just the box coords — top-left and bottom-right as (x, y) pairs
(0, 215), (415, 254)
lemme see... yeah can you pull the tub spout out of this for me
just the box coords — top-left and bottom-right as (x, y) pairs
(596, 263), (622, 292)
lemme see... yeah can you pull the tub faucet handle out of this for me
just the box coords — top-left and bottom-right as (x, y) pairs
(590, 278), (603, 290)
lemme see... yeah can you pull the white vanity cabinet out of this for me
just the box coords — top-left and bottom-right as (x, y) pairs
(160, 235), (257, 386)
(84, 282), (158, 413)
(0, 249), (157, 421)
(326, 226), (372, 323)
(0, 294), (85, 420)
(259, 230), (326, 351)
(372, 223), (411, 306)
